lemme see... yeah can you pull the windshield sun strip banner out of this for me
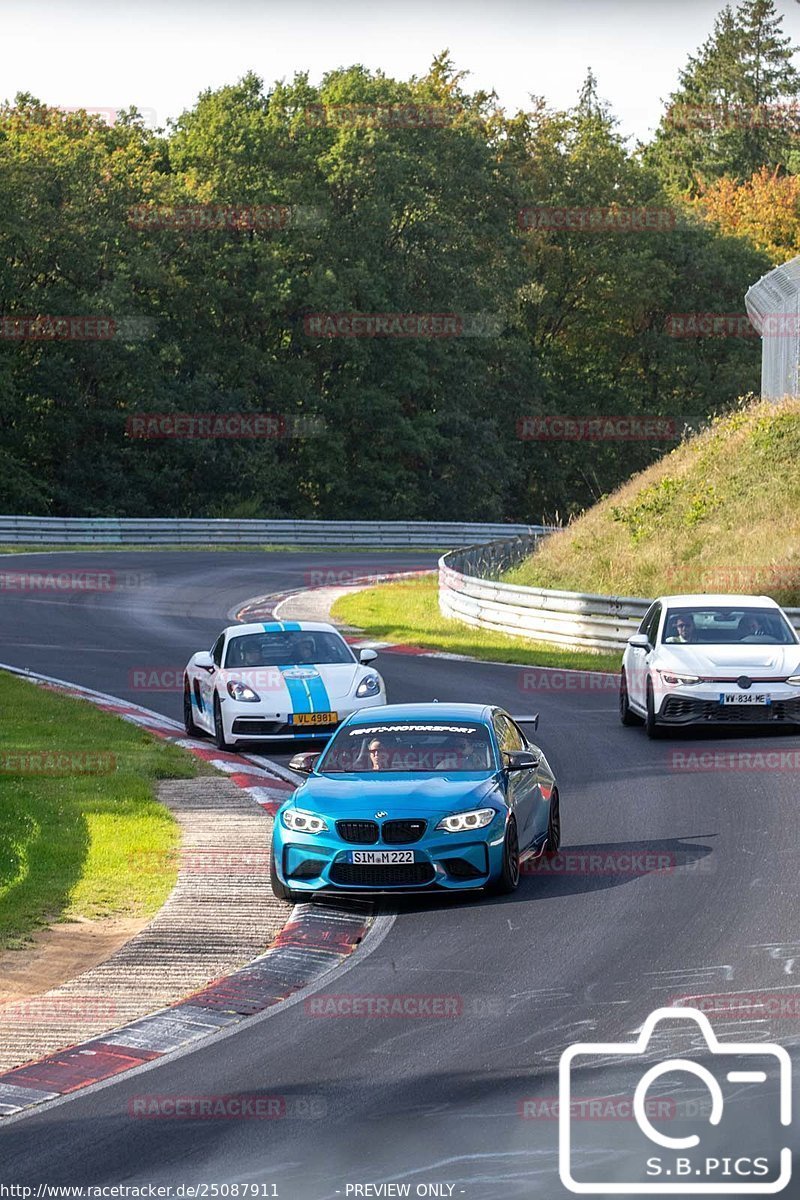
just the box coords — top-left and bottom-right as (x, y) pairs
(348, 724), (481, 736)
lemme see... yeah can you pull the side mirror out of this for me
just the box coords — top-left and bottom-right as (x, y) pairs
(194, 651), (215, 673)
(359, 648), (378, 664)
(504, 750), (539, 772)
(289, 751), (321, 775)
(627, 633), (651, 650)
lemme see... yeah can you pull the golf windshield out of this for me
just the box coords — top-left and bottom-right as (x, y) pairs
(225, 631), (355, 667)
(319, 722), (496, 773)
(662, 607), (797, 646)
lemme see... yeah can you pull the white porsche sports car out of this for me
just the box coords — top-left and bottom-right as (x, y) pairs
(183, 620), (387, 749)
(620, 594), (800, 738)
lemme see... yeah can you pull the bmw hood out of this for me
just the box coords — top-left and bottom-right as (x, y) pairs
(291, 774), (500, 819)
(659, 645), (800, 678)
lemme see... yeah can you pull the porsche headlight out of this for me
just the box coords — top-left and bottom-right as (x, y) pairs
(356, 673), (381, 698)
(658, 671), (700, 687)
(227, 680), (261, 702)
(436, 808), (497, 834)
(281, 808), (328, 835)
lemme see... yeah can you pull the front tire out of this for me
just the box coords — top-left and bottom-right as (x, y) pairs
(619, 669), (641, 726)
(544, 789), (561, 856)
(488, 818), (520, 895)
(183, 679), (200, 737)
(213, 693), (231, 751)
(645, 680), (664, 740)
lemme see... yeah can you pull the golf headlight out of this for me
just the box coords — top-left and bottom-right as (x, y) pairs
(356, 673), (381, 697)
(281, 808), (328, 835)
(227, 681), (261, 702)
(436, 808), (496, 833)
(787, 675), (800, 684)
(659, 671), (700, 686)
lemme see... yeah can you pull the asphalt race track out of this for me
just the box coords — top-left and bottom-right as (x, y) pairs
(2, 552), (800, 1199)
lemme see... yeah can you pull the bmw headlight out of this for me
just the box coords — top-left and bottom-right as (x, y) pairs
(227, 680), (261, 702)
(658, 671), (700, 686)
(281, 808), (329, 835)
(356, 673), (381, 698)
(436, 808), (497, 834)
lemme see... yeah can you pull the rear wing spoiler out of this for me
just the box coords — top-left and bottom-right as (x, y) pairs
(513, 714), (539, 731)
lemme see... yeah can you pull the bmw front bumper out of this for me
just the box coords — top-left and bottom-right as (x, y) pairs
(272, 816), (508, 893)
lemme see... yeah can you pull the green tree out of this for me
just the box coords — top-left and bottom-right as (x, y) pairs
(645, 0), (800, 195)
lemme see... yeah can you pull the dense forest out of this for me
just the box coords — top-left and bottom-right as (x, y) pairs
(1, 0), (798, 521)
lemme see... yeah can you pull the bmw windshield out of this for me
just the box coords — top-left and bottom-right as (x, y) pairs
(317, 721), (497, 773)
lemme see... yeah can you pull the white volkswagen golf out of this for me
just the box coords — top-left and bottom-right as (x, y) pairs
(183, 620), (386, 749)
(619, 595), (800, 738)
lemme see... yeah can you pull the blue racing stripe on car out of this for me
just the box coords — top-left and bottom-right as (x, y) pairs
(261, 621), (302, 633)
(305, 672), (331, 713)
(280, 669), (312, 714)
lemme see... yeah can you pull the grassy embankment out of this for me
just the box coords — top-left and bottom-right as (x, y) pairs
(507, 397), (800, 604)
(0, 671), (198, 949)
(333, 398), (800, 665)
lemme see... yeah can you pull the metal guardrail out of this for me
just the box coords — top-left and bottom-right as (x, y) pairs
(439, 540), (800, 651)
(0, 517), (551, 549)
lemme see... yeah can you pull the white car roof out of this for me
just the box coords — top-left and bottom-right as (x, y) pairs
(225, 621), (343, 637)
(656, 594), (780, 609)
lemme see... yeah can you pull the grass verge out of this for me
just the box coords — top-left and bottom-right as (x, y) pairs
(0, 671), (195, 949)
(331, 575), (622, 672)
